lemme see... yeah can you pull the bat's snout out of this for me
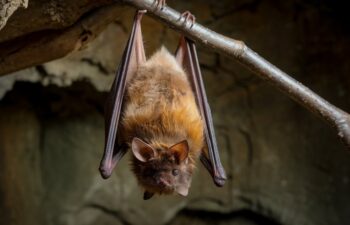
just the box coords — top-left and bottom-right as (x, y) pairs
(157, 177), (172, 187)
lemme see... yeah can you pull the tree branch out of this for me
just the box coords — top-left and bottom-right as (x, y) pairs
(123, 0), (350, 149)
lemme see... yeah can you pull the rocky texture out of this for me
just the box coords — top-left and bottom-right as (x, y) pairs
(0, 105), (42, 225)
(0, 3), (125, 76)
(0, 0), (350, 225)
(0, 0), (118, 76)
(0, 0), (28, 30)
(0, 0), (114, 42)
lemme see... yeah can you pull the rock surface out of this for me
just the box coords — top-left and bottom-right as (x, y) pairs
(0, 0), (28, 30)
(0, 1), (350, 225)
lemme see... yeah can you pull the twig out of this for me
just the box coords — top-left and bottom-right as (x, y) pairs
(123, 0), (350, 149)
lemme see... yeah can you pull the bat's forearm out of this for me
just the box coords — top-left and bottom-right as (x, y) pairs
(122, 0), (350, 149)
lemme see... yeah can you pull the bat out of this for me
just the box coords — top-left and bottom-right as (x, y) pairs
(99, 9), (226, 200)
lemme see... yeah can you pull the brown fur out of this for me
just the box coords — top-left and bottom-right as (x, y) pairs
(119, 47), (204, 196)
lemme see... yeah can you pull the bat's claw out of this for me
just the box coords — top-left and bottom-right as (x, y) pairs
(180, 11), (196, 28)
(136, 10), (147, 21)
(153, 0), (166, 11)
(137, 9), (147, 14)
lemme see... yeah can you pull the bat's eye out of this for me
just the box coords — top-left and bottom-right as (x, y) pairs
(172, 169), (179, 176)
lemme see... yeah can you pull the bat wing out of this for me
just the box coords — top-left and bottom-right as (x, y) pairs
(99, 10), (146, 179)
(175, 36), (227, 187)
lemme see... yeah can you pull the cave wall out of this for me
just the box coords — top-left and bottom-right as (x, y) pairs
(0, 1), (350, 225)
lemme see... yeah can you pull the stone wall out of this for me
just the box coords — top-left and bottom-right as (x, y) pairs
(0, 1), (349, 225)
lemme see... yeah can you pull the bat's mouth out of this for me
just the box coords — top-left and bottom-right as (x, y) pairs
(157, 177), (171, 187)
(148, 184), (174, 195)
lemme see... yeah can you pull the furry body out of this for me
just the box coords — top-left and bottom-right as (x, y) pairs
(119, 47), (204, 196)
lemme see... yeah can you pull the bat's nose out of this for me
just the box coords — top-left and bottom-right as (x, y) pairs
(157, 177), (171, 187)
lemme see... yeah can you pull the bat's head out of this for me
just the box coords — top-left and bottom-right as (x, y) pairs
(131, 137), (193, 200)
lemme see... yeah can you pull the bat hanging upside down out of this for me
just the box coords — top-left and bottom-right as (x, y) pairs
(99, 9), (226, 200)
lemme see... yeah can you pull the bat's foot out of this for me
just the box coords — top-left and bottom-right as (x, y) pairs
(137, 9), (147, 14)
(136, 9), (147, 21)
(180, 11), (196, 28)
(153, 0), (166, 11)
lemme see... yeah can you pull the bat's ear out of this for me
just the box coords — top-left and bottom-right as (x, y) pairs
(132, 137), (157, 162)
(169, 140), (189, 163)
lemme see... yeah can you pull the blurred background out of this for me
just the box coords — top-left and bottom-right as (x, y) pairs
(0, 0), (349, 225)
